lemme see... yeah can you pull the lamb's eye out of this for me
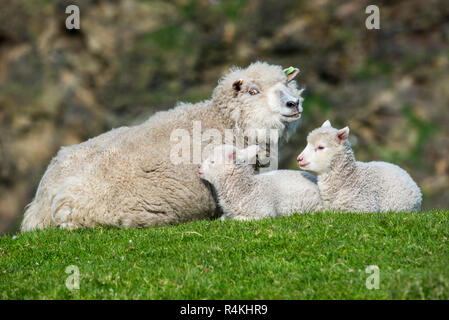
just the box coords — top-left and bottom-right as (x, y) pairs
(249, 87), (260, 95)
(317, 146), (325, 150)
(210, 160), (215, 164)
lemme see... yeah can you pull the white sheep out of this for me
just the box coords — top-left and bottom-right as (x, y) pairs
(198, 145), (323, 220)
(21, 62), (304, 231)
(297, 120), (422, 213)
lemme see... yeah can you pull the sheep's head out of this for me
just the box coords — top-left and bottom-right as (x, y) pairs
(212, 62), (304, 137)
(197, 145), (258, 184)
(297, 120), (350, 174)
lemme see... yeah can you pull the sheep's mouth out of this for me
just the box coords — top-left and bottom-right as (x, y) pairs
(281, 112), (302, 122)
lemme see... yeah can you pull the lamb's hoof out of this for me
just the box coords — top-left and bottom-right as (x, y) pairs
(233, 215), (252, 221)
(59, 222), (79, 230)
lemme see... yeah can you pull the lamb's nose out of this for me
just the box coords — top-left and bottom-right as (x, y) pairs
(286, 99), (299, 108)
(297, 155), (304, 163)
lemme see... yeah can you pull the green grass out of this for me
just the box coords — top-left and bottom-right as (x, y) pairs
(1, 211), (448, 299)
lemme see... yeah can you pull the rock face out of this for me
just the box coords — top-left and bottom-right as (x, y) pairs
(1, 0), (448, 233)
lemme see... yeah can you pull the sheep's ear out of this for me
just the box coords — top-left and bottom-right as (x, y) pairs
(284, 67), (300, 82)
(321, 120), (331, 128)
(337, 127), (350, 144)
(232, 79), (243, 93)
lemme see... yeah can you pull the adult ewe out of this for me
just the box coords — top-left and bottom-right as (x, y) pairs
(21, 62), (304, 231)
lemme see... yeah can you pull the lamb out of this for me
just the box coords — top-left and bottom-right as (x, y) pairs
(297, 120), (422, 213)
(21, 62), (305, 231)
(198, 145), (323, 220)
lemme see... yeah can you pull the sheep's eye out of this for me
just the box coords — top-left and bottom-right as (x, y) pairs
(317, 146), (325, 150)
(249, 87), (260, 95)
(210, 160), (215, 164)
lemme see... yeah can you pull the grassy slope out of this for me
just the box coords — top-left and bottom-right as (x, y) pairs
(0, 211), (448, 299)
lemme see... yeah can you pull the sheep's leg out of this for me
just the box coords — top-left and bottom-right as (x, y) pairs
(52, 204), (84, 230)
(50, 185), (87, 230)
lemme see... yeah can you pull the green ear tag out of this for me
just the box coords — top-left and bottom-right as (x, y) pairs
(285, 66), (295, 75)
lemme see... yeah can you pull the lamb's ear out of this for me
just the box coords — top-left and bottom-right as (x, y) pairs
(321, 120), (331, 128)
(337, 127), (350, 144)
(246, 145), (258, 160)
(283, 67), (300, 82)
(227, 149), (237, 163)
(237, 145), (258, 164)
(232, 79), (243, 93)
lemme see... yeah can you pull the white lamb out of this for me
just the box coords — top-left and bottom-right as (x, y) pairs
(198, 145), (323, 220)
(297, 120), (422, 213)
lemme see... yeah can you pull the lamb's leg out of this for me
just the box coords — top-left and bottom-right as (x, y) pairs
(59, 222), (80, 230)
(233, 215), (261, 221)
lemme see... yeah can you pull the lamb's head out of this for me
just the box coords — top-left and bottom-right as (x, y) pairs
(212, 62), (304, 136)
(297, 120), (350, 174)
(197, 144), (258, 184)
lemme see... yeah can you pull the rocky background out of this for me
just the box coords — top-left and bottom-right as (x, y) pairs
(0, 0), (448, 234)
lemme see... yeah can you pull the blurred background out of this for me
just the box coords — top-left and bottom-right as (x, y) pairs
(0, 0), (448, 234)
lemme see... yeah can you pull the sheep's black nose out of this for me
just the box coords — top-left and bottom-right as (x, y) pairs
(286, 99), (299, 108)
